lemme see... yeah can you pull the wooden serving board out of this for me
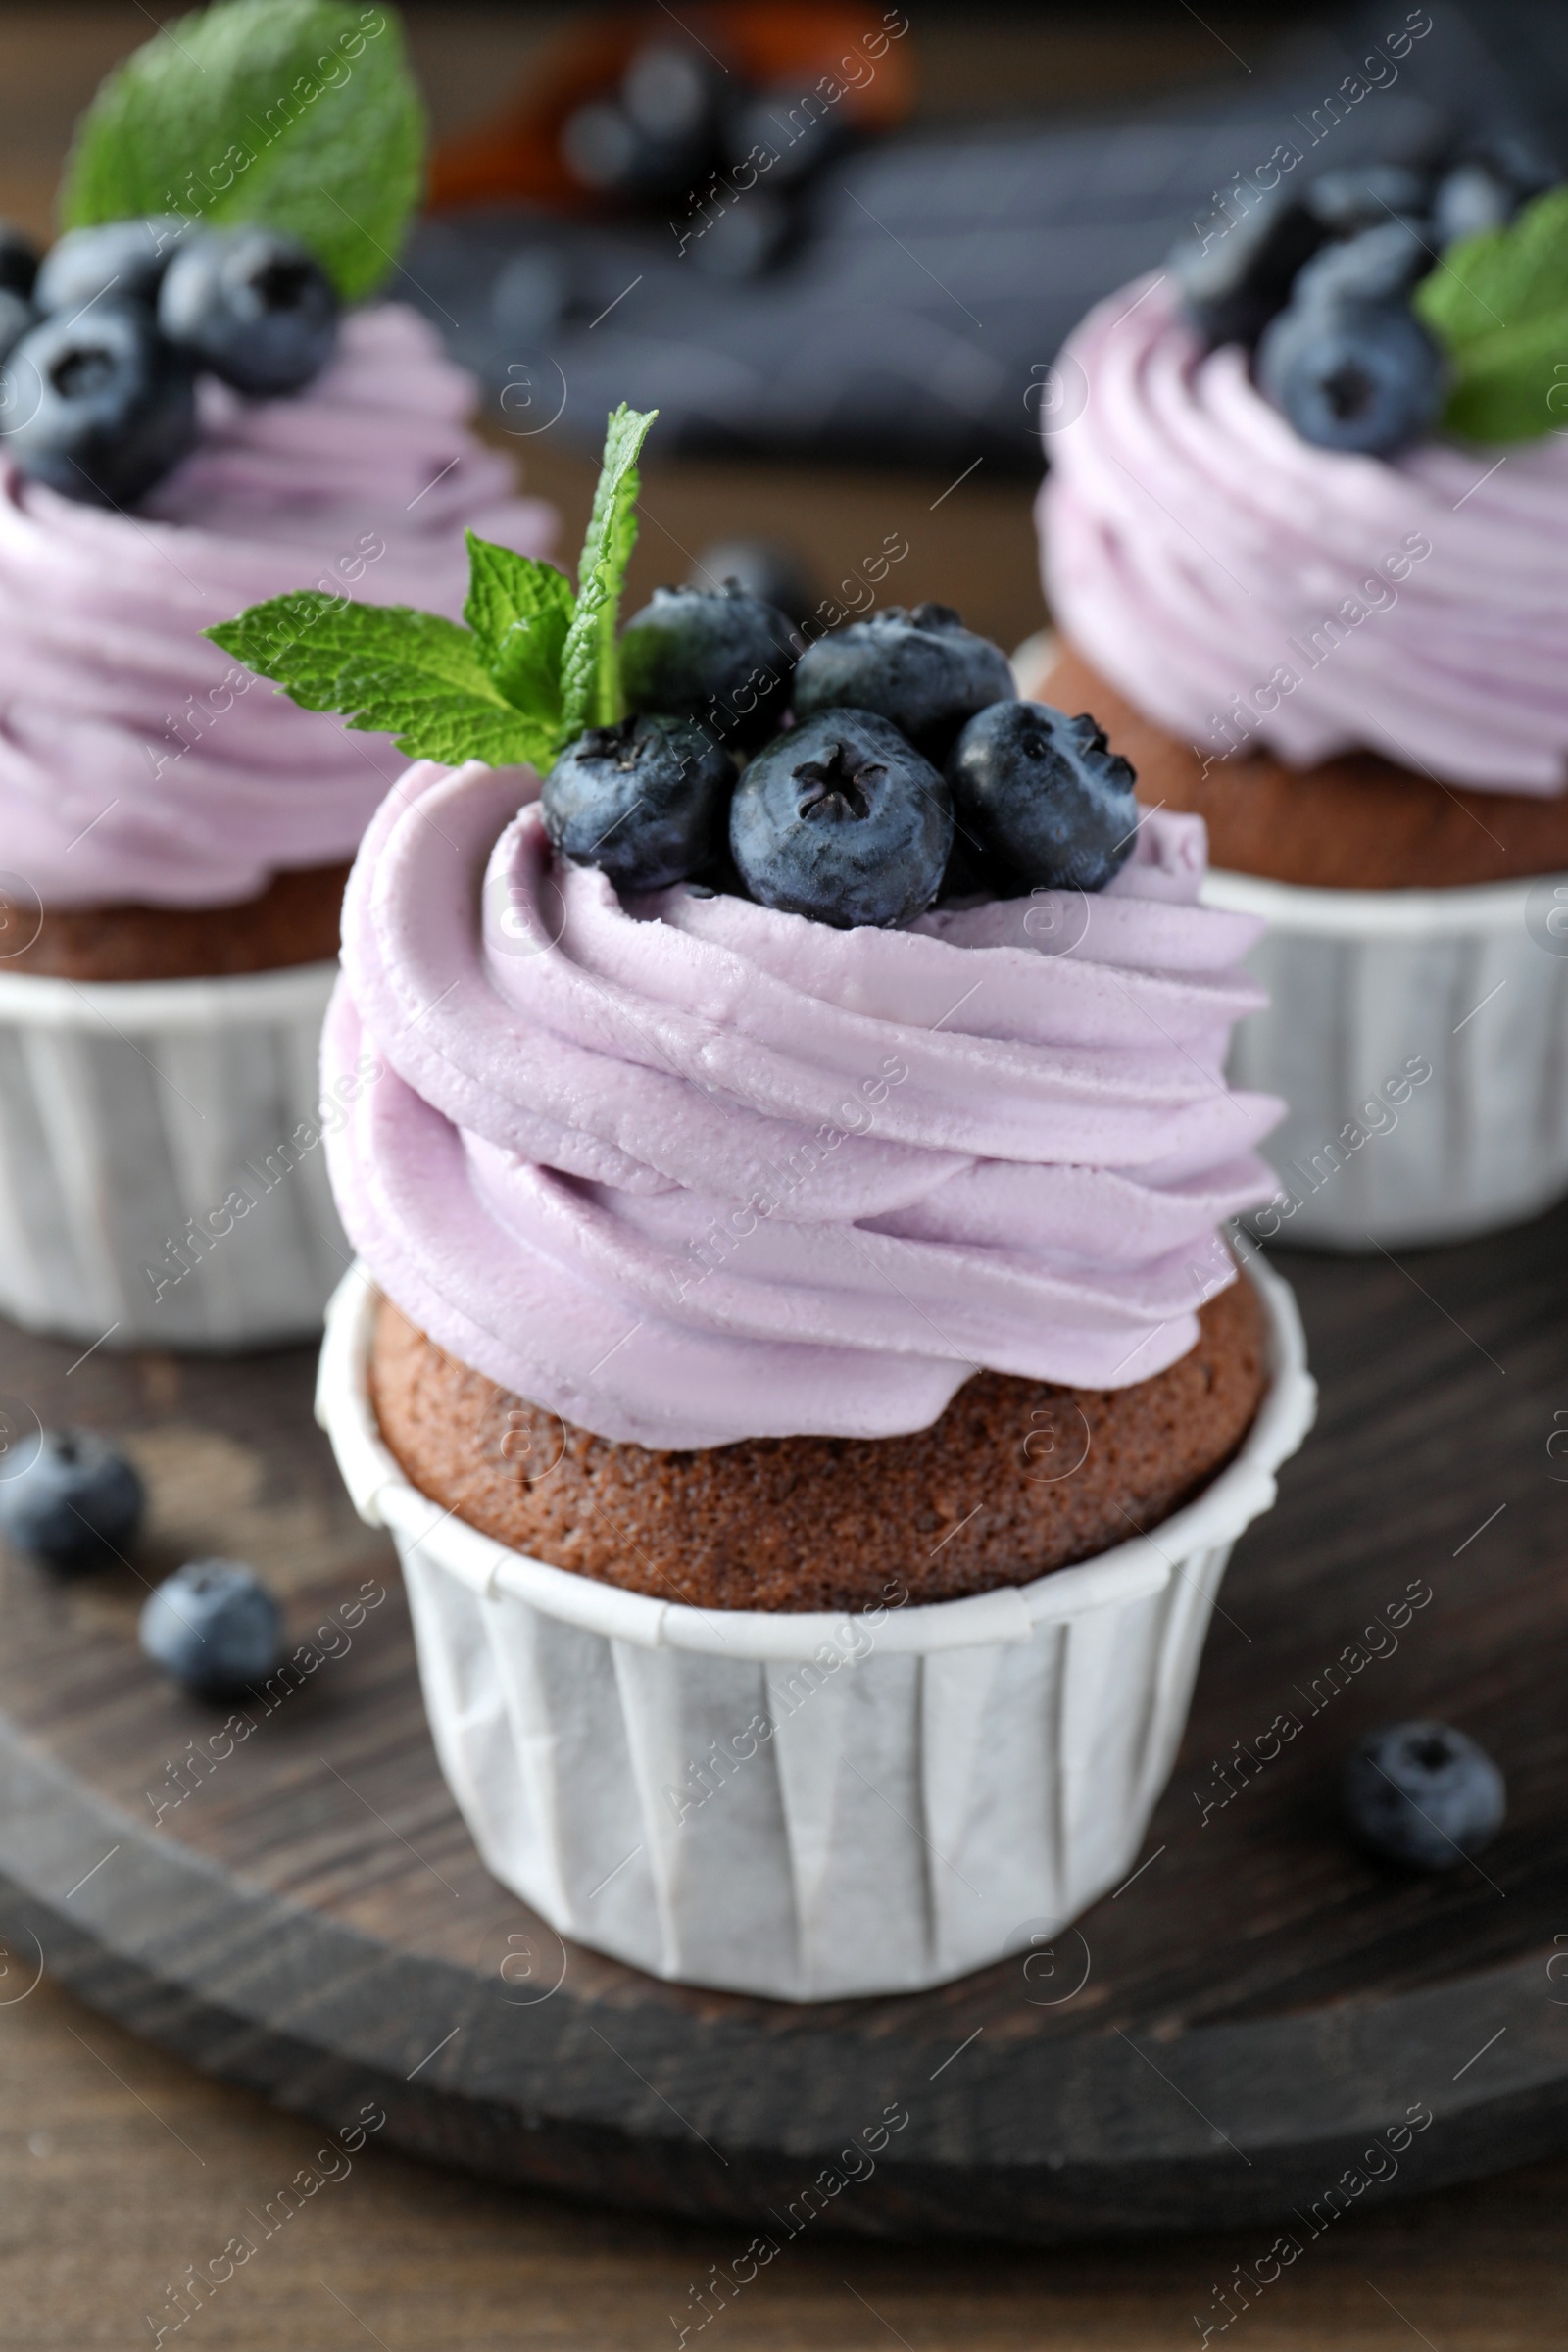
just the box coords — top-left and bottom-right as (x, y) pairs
(1, 1206), (1567, 2246)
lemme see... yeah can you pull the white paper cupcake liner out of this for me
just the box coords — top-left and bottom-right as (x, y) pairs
(0, 960), (353, 1349)
(1204, 867), (1568, 1250)
(316, 1256), (1315, 2001)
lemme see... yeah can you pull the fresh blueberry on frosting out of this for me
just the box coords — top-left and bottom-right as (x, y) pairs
(542, 713), (735, 892)
(948, 702), (1139, 893)
(729, 708), (954, 929)
(791, 601), (1016, 759)
(5, 300), (197, 508)
(158, 227), (339, 398)
(216, 404), (1140, 928)
(1171, 157), (1568, 458)
(619, 579), (800, 750)
(1257, 298), (1446, 458)
(33, 215), (186, 312)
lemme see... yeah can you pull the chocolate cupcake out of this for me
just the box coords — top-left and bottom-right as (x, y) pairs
(220, 402), (1316, 1997)
(311, 750), (1312, 1995)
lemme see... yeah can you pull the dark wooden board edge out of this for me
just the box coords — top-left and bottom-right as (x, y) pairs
(6, 1701), (1567, 2244)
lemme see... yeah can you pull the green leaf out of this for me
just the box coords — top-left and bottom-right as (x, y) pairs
(1416, 184), (1568, 443)
(560, 404), (658, 737)
(462, 531), (572, 731)
(59, 0), (425, 303)
(206, 592), (556, 766)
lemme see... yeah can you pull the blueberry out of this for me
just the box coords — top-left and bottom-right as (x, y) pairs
(1343, 1721), (1505, 1872)
(34, 217), (188, 313)
(1304, 165), (1433, 235)
(792, 604), (1015, 760)
(0, 223), (38, 301)
(730, 708), (953, 929)
(1256, 298), (1446, 456)
(561, 43), (723, 205)
(0, 1429), (143, 1573)
(619, 581), (800, 751)
(158, 228), (338, 396)
(1291, 220), (1432, 312)
(946, 701), (1139, 892)
(139, 1559), (283, 1699)
(542, 713), (736, 891)
(3, 301), (197, 506)
(1171, 186), (1329, 351)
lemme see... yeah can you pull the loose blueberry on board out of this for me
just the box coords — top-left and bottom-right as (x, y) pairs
(34, 215), (187, 312)
(1171, 185), (1330, 351)
(4, 300), (197, 505)
(730, 707), (954, 929)
(542, 713), (737, 892)
(619, 581), (800, 750)
(1256, 297), (1446, 456)
(0, 1429), (144, 1574)
(791, 604), (1016, 760)
(947, 702), (1140, 892)
(1343, 1721), (1505, 1871)
(0, 223), (38, 301)
(158, 227), (339, 397)
(1290, 220), (1432, 312)
(139, 1559), (283, 1699)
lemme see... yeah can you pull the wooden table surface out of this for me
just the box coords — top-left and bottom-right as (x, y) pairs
(5, 6), (1568, 2345)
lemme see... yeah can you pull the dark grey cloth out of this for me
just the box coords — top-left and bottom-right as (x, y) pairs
(398, 2), (1567, 472)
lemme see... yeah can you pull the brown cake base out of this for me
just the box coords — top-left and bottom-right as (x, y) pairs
(368, 1275), (1271, 1614)
(0, 860), (351, 981)
(1041, 643), (1568, 892)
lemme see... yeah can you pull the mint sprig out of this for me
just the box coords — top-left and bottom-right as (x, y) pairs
(60, 0), (425, 304)
(1415, 184), (1568, 443)
(205, 405), (659, 768)
(561, 402), (652, 735)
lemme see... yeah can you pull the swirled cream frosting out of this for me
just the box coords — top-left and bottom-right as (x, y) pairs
(1041, 277), (1568, 795)
(323, 759), (1280, 1448)
(1, 303), (555, 908)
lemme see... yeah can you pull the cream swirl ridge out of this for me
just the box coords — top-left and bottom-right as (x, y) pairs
(323, 760), (1281, 1448)
(1, 304), (556, 907)
(1040, 277), (1568, 794)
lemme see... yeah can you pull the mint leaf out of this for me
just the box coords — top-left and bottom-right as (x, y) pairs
(560, 404), (658, 737)
(463, 531), (572, 732)
(206, 593), (555, 766)
(60, 0), (425, 303)
(1416, 185), (1568, 442)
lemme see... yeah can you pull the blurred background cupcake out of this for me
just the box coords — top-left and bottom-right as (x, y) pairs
(1031, 152), (1568, 1250)
(0, 2), (556, 1351)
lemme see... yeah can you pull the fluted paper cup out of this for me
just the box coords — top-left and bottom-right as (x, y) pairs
(317, 1255), (1315, 2002)
(1204, 867), (1568, 1250)
(0, 960), (354, 1349)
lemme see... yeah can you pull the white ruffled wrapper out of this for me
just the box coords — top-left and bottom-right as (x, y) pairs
(317, 1255), (1315, 2002)
(0, 960), (353, 1349)
(1205, 868), (1568, 1250)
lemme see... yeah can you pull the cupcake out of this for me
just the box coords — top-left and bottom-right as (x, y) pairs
(0, 5), (555, 1348)
(225, 405), (1315, 1998)
(1033, 158), (1568, 1248)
